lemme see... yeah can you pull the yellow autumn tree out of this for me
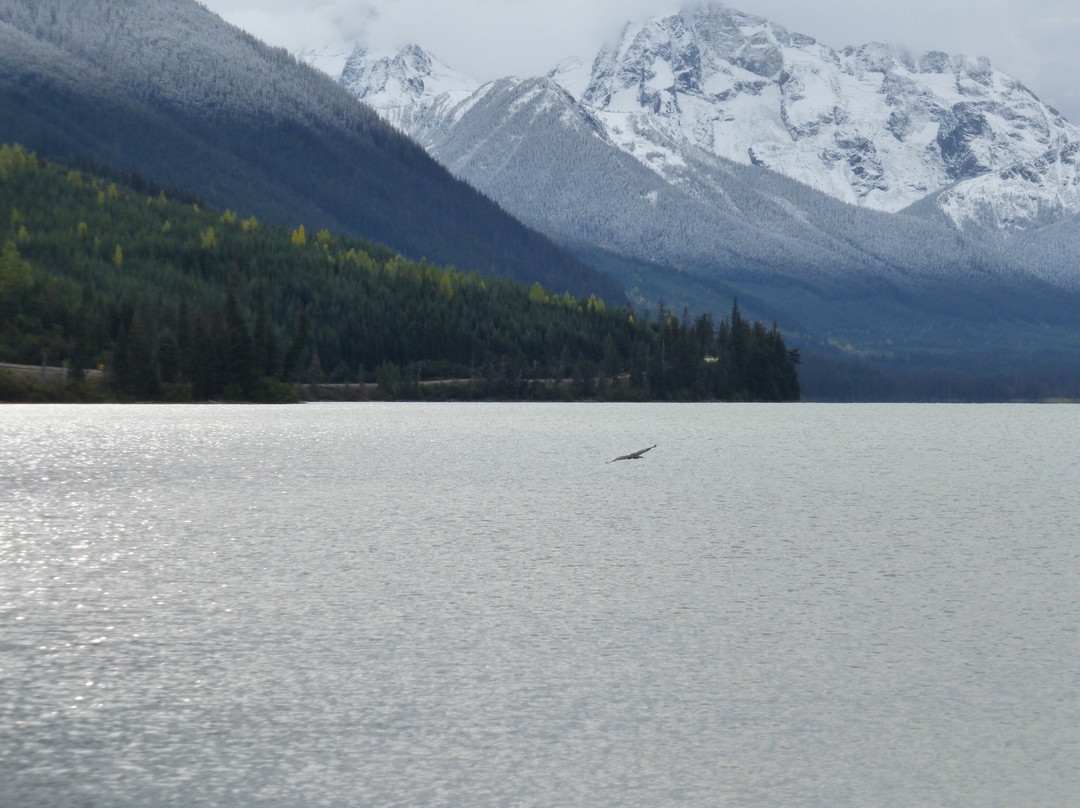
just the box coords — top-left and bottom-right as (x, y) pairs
(0, 143), (37, 180)
(439, 273), (454, 300)
(0, 240), (33, 293)
(291, 224), (307, 246)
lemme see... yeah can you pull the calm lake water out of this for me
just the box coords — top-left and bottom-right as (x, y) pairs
(2, 403), (1078, 807)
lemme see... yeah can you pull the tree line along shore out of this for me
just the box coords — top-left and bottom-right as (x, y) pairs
(0, 144), (801, 403)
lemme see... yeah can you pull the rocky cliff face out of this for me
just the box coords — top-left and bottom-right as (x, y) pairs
(574, 5), (1078, 222)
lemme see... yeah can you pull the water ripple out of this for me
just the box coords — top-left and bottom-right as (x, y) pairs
(1, 403), (1078, 807)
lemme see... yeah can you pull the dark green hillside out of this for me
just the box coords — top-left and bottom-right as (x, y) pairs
(0, 0), (622, 302)
(0, 145), (801, 402)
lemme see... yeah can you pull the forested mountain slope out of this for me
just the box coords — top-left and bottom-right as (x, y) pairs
(0, 144), (801, 402)
(0, 0), (621, 301)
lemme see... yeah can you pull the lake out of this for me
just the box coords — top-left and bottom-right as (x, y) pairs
(2, 403), (1078, 807)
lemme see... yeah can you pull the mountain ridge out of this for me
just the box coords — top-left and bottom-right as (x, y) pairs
(339, 4), (1080, 391)
(0, 0), (622, 301)
(341, 34), (1078, 293)
(344, 3), (1080, 237)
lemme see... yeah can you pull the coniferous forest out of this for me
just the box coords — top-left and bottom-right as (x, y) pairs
(0, 144), (801, 402)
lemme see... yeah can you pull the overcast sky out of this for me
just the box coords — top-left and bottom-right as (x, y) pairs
(200, 0), (1080, 122)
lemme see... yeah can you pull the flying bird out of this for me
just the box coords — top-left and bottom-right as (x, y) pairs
(608, 444), (657, 463)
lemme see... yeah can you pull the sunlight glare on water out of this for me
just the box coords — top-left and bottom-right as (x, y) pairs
(1, 403), (1078, 807)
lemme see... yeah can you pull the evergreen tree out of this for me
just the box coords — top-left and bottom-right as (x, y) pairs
(281, 306), (310, 383)
(0, 144), (803, 402)
(253, 281), (278, 378)
(222, 284), (255, 396)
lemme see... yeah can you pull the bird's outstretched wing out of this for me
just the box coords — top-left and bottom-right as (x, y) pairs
(608, 444), (657, 463)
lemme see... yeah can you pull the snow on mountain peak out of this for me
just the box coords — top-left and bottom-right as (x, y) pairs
(340, 44), (479, 110)
(341, 2), (1080, 234)
(566, 3), (1080, 215)
(938, 143), (1080, 231)
(546, 56), (593, 101)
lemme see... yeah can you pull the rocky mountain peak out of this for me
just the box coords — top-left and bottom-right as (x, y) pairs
(340, 44), (477, 109)
(561, 3), (1080, 216)
(341, 1), (1080, 233)
(583, 4), (805, 109)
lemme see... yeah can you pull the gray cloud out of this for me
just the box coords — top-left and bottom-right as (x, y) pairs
(201, 0), (1080, 121)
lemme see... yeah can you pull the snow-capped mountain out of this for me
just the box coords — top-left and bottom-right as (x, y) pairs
(578, 7), (1079, 220)
(339, 5), (1080, 382)
(341, 59), (1006, 293)
(340, 44), (478, 128)
(342, 3), (1080, 237)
